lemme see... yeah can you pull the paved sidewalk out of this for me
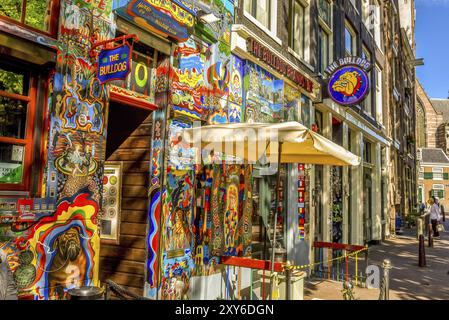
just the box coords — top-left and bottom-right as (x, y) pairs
(304, 220), (449, 300)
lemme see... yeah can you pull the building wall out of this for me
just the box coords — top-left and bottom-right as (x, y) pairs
(416, 80), (443, 149)
(418, 165), (449, 209)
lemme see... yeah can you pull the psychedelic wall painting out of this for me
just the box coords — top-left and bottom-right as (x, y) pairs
(145, 53), (171, 299)
(243, 61), (284, 123)
(228, 55), (244, 123)
(0, 0), (116, 300)
(283, 84), (301, 123)
(298, 164), (306, 241)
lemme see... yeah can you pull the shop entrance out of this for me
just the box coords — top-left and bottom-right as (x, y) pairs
(99, 100), (153, 296)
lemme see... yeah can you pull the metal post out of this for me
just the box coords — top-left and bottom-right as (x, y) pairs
(381, 259), (392, 300)
(418, 234), (426, 267)
(269, 141), (283, 300)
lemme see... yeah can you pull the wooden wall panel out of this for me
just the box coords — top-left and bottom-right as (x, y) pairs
(99, 108), (152, 296)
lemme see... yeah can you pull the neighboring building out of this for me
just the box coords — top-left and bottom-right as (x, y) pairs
(310, 0), (392, 247)
(383, 0), (418, 238)
(0, 0), (420, 301)
(418, 148), (449, 210)
(415, 80), (443, 149)
(430, 98), (449, 155)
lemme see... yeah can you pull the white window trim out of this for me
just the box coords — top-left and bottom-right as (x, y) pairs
(287, 0), (311, 64)
(432, 167), (444, 173)
(345, 20), (357, 56)
(433, 184), (444, 190)
(349, 0), (359, 14)
(375, 64), (383, 124)
(243, 1), (282, 46)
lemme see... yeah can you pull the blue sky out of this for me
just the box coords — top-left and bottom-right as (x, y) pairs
(415, 0), (449, 99)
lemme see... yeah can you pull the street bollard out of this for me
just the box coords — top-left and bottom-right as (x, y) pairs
(428, 223), (433, 247)
(379, 259), (392, 300)
(418, 234), (426, 267)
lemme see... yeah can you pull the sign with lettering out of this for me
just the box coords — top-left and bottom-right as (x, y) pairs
(97, 43), (132, 84)
(246, 38), (314, 93)
(122, 0), (195, 42)
(326, 57), (371, 106)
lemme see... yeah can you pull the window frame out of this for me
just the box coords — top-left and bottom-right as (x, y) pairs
(289, 0), (307, 59)
(0, 64), (37, 191)
(0, 0), (60, 37)
(344, 21), (357, 57)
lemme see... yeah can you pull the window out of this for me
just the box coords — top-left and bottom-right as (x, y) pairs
(318, 0), (331, 26)
(245, 0), (272, 30)
(314, 109), (323, 134)
(432, 168), (444, 180)
(432, 184), (445, 199)
(362, 46), (372, 115)
(345, 21), (356, 56)
(300, 94), (311, 128)
(363, 140), (372, 164)
(362, 0), (370, 26)
(419, 167), (424, 173)
(372, 0), (381, 47)
(0, 0), (56, 33)
(0, 62), (36, 190)
(318, 27), (330, 74)
(375, 64), (383, 123)
(289, 0), (306, 58)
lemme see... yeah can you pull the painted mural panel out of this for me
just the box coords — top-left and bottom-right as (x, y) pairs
(243, 61), (284, 123)
(0, 0), (116, 300)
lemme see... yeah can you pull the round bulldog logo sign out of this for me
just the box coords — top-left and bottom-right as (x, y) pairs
(328, 65), (370, 106)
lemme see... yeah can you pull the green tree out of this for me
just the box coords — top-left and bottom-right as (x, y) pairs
(0, 0), (51, 32)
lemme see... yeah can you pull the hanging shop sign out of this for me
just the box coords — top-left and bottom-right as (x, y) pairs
(118, 0), (195, 43)
(246, 38), (314, 93)
(326, 56), (372, 106)
(97, 43), (132, 84)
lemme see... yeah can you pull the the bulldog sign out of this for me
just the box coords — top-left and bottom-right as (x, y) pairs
(326, 57), (372, 106)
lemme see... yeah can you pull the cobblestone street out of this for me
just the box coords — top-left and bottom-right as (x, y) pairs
(304, 220), (449, 300)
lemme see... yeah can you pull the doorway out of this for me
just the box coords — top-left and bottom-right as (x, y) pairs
(99, 101), (153, 295)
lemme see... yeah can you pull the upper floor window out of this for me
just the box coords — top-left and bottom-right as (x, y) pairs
(362, 46), (373, 116)
(245, 0), (272, 30)
(345, 21), (356, 56)
(289, 0), (306, 59)
(432, 167), (444, 173)
(318, 0), (331, 27)
(363, 140), (372, 164)
(375, 64), (383, 123)
(0, 0), (56, 34)
(318, 27), (330, 74)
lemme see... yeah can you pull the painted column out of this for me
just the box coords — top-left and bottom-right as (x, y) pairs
(322, 111), (332, 265)
(32, 0), (115, 300)
(353, 131), (364, 245)
(372, 142), (382, 241)
(342, 122), (349, 244)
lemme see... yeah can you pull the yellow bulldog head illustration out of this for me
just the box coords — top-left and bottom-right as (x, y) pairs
(332, 71), (362, 97)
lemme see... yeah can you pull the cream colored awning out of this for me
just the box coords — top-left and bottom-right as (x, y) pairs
(181, 121), (360, 166)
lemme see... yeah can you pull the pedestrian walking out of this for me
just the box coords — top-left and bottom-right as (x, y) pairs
(429, 196), (442, 238)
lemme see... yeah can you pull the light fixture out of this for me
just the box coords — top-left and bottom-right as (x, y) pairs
(199, 12), (220, 24)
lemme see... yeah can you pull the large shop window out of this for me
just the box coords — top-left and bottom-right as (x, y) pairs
(0, 0), (57, 34)
(0, 63), (35, 190)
